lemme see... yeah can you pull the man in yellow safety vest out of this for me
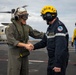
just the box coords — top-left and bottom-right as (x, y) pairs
(71, 23), (76, 53)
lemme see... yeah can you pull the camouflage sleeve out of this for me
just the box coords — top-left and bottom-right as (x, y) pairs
(5, 24), (19, 46)
(29, 26), (44, 39)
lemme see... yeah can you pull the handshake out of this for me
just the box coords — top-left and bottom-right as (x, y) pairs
(24, 43), (34, 51)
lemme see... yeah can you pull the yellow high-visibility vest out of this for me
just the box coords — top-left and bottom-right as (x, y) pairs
(72, 28), (76, 42)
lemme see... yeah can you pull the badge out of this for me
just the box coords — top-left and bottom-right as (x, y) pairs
(57, 26), (63, 32)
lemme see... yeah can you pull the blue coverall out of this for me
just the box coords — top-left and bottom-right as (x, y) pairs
(34, 18), (69, 75)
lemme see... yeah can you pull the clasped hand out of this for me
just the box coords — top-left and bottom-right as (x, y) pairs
(24, 43), (34, 51)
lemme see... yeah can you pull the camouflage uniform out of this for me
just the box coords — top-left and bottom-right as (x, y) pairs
(6, 19), (44, 75)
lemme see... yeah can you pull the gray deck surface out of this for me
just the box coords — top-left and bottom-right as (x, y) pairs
(0, 41), (76, 75)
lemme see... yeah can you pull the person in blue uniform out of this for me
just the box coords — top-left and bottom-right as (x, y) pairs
(33, 5), (69, 75)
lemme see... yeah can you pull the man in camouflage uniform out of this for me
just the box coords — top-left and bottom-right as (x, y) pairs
(5, 7), (44, 75)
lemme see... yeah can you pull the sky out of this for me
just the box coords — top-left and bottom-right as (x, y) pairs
(0, 0), (76, 37)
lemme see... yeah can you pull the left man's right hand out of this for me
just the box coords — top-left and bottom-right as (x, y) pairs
(17, 42), (34, 51)
(24, 43), (34, 51)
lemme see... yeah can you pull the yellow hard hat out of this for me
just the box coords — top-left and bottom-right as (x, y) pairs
(41, 5), (57, 15)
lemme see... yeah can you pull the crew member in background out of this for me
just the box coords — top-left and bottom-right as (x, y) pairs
(33, 5), (69, 75)
(5, 7), (44, 75)
(71, 23), (76, 53)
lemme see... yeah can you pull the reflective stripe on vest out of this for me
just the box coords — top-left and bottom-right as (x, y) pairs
(46, 32), (68, 38)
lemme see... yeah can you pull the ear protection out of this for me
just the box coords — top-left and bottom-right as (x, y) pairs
(42, 12), (57, 21)
(14, 15), (19, 20)
(14, 8), (28, 20)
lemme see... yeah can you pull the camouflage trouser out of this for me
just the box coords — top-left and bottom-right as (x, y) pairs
(7, 48), (29, 75)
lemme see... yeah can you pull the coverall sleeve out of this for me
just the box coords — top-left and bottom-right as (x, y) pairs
(5, 24), (20, 46)
(54, 25), (69, 67)
(29, 26), (44, 39)
(34, 34), (47, 50)
(72, 35), (74, 43)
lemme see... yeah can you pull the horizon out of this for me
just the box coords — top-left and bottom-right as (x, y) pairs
(0, 0), (76, 37)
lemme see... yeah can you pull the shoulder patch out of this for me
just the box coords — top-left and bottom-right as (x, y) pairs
(57, 26), (63, 32)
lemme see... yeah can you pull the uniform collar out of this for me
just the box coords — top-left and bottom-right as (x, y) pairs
(47, 17), (59, 30)
(50, 17), (59, 26)
(11, 18), (26, 26)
